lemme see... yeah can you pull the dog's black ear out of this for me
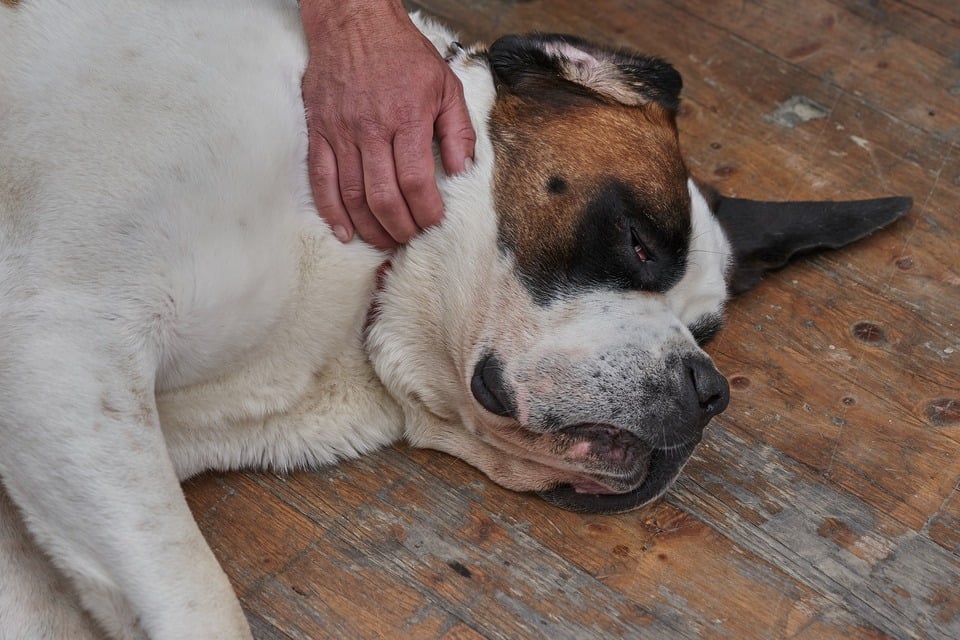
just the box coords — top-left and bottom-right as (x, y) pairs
(488, 34), (682, 112)
(712, 194), (912, 295)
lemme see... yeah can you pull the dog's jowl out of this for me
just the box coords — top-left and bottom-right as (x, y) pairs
(0, 2), (909, 638)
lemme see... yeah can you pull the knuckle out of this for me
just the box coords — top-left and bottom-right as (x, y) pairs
(365, 188), (395, 214)
(460, 125), (478, 143)
(340, 184), (366, 210)
(396, 169), (432, 197)
(355, 113), (393, 143)
(309, 156), (337, 180)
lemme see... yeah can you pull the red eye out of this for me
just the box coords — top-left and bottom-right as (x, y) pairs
(634, 243), (650, 262)
(630, 225), (652, 263)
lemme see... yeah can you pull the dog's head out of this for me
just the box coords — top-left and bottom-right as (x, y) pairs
(366, 23), (909, 514)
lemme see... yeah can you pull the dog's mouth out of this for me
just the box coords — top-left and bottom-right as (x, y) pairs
(469, 352), (705, 513)
(476, 416), (703, 514)
(557, 422), (650, 488)
(539, 425), (701, 514)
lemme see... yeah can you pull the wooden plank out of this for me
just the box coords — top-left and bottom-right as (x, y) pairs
(401, 446), (898, 639)
(670, 427), (960, 640)
(247, 612), (294, 640)
(411, 0), (957, 137)
(185, 474), (317, 598)
(828, 0), (960, 59)
(249, 456), (690, 639)
(188, 472), (474, 639)
(667, 0), (960, 137)
(926, 485), (960, 554)
(244, 556), (464, 639)
(712, 269), (960, 525)
(898, 0), (960, 25)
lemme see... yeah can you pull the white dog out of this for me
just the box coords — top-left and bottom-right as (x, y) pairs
(0, 1), (908, 637)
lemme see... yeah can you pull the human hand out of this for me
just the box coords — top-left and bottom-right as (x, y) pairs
(300, 0), (476, 249)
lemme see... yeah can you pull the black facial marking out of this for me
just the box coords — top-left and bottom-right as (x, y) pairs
(547, 176), (568, 194)
(688, 313), (724, 346)
(506, 180), (690, 303)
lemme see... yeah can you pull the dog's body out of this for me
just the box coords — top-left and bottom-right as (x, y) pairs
(0, 1), (909, 638)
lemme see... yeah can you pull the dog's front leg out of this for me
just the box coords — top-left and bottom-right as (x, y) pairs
(0, 485), (107, 638)
(0, 326), (250, 640)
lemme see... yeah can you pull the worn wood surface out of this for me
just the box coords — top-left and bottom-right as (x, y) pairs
(184, 1), (960, 637)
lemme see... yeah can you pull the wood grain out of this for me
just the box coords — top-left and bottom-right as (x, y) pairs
(183, 1), (960, 638)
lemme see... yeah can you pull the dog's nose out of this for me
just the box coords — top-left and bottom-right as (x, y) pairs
(684, 355), (730, 422)
(470, 352), (516, 418)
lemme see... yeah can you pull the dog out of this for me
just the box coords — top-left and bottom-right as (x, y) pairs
(0, 1), (909, 638)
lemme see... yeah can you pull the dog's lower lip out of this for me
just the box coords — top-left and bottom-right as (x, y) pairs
(572, 480), (619, 495)
(539, 439), (700, 514)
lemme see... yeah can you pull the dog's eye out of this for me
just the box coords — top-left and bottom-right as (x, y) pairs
(630, 226), (653, 263)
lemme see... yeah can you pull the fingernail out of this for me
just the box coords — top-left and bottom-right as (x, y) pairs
(462, 156), (474, 174)
(333, 225), (350, 242)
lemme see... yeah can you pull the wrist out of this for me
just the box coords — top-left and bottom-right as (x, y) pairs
(301, 0), (408, 39)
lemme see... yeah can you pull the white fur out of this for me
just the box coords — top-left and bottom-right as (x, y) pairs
(667, 180), (733, 324)
(0, 2), (732, 638)
(542, 41), (649, 106)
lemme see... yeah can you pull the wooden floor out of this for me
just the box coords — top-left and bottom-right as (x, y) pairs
(184, 1), (960, 638)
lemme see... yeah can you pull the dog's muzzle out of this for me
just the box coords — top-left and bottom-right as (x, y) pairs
(470, 350), (729, 514)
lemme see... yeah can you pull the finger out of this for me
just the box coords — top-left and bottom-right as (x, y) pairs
(335, 142), (392, 247)
(345, 147), (398, 249)
(307, 133), (352, 242)
(344, 170), (396, 249)
(435, 72), (477, 176)
(393, 123), (445, 230)
(362, 141), (420, 244)
(350, 204), (398, 250)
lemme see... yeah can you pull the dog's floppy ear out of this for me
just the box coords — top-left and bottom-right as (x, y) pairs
(488, 34), (682, 112)
(711, 193), (912, 295)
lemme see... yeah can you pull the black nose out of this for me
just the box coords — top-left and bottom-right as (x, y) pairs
(684, 355), (730, 423)
(470, 352), (516, 418)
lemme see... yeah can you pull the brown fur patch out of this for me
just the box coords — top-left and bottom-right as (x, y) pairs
(489, 91), (689, 284)
(1, 0), (21, 8)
